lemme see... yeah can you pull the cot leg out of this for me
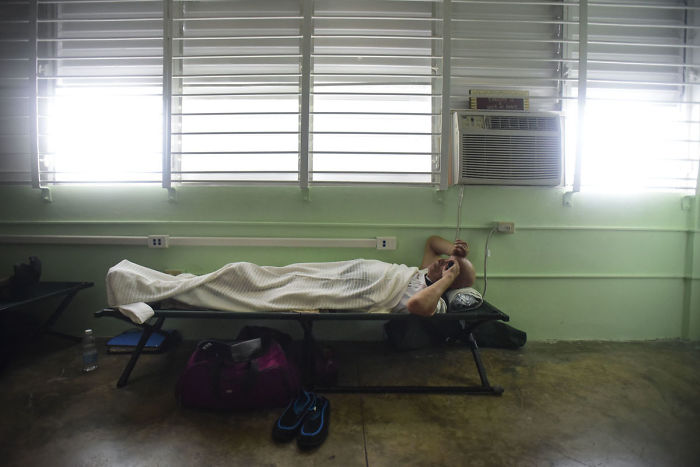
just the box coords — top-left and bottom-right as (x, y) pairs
(116, 316), (165, 388)
(467, 332), (490, 387)
(297, 317), (315, 389)
(456, 324), (503, 392)
(38, 289), (81, 339)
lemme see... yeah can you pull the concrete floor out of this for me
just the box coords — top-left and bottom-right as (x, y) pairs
(1, 335), (699, 467)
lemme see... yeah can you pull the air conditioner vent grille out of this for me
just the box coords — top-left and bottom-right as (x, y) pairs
(461, 135), (561, 180)
(453, 111), (562, 186)
(486, 116), (559, 132)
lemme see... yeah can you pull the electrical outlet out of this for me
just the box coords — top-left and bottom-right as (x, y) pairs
(376, 236), (397, 250)
(495, 222), (515, 234)
(147, 235), (169, 248)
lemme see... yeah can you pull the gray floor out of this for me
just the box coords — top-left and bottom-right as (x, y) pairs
(1, 335), (699, 467)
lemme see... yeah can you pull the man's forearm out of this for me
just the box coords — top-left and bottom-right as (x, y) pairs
(406, 275), (453, 316)
(426, 235), (454, 257)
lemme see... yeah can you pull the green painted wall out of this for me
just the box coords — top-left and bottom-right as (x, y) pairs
(686, 195), (700, 341)
(0, 184), (697, 341)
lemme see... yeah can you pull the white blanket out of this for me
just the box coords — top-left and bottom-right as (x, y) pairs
(106, 259), (418, 324)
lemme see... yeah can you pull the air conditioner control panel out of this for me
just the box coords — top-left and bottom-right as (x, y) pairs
(458, 114), (486, 130)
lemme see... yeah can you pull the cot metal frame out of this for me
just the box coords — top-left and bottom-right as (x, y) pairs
(95, 303), (508, 396)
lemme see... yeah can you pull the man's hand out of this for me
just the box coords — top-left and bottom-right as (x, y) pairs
(441, 258), (461, 284)
(450, 240), (469, 257)
(422, 236), (469, 269)
(426, 257), (462, 283)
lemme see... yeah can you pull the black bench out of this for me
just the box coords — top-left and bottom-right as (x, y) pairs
(2, 281), (94, 339)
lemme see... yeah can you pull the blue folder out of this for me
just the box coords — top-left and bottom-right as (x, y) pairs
(107, 329), (176, 353)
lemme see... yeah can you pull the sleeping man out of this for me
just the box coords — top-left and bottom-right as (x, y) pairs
(394, 235), (475, 316)
(106, 235), (476, 324)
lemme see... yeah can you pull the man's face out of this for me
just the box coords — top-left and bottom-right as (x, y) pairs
(427, 256), (471, 289)
(427, 258), (451, 280)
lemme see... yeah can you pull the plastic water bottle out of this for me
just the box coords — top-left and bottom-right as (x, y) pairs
(82, 329), (98, 372)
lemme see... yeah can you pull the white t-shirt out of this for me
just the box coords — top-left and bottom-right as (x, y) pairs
(391, 268), (447, 314)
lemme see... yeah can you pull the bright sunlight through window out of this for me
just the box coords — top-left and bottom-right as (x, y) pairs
(45, 86), (162, 183)
(566, 89), (697, 192)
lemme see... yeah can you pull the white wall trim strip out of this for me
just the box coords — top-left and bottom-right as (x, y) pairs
(0, 220), (693, 234)
(0, 234), (376, 249)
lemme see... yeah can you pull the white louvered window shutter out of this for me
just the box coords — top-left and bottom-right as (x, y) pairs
(170, 0), (302, 184)
(450, 0), (566, 113)
(2, 0), (698, 192)
(37, 0), (163, 184)
(309, 0), (442, 185)
(565, 0), (700, 192)
(0, 1), (35, 185)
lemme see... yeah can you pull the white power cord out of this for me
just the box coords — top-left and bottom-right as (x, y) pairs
(455, 185), (465, 240)
(454, 185), (495, 299)
(482, 226), (497, 299)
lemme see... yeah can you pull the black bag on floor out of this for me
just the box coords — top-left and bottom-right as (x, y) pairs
(384, 297), (526, 351)
(384, 317), (460, 350)
(385, 318), (526, 350)
(472, 321), (527, 349)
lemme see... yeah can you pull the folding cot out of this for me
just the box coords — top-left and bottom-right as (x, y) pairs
(95, 301), (509, 396)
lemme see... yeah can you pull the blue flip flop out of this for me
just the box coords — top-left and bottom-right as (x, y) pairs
(272, 391), (316, 442)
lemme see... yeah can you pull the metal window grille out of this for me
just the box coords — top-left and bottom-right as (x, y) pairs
(309, 0), (442, 185)
(1, 0), (698, 192)
(450, 0), (567, 113)
(170, 0), (303, 185)
(565, 0), (700, 192)
(36, 0), (163, 184)
(170, 0), (440, 186)
(0, 1), (34, 185)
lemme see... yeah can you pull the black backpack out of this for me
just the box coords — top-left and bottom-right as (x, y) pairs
(384, 300), (526, 351)
(1, 257), (42, 299)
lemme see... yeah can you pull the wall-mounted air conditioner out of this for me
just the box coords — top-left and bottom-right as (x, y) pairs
(453, 111), (562, 186)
